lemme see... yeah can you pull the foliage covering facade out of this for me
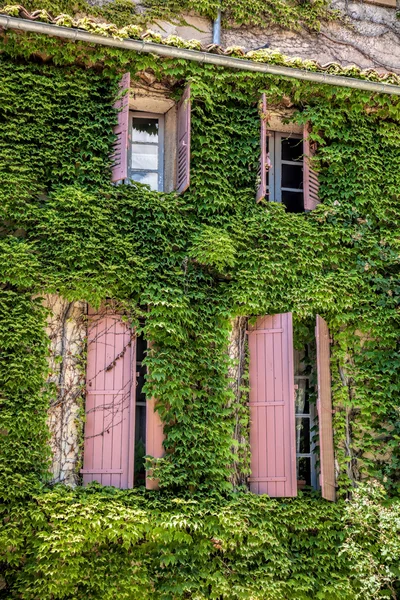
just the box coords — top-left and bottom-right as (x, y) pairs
(1, 4), (400, 597)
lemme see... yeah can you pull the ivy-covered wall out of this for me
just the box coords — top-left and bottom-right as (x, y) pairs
(1, 24), (400, 597)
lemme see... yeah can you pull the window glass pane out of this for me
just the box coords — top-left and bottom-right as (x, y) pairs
(297, 457), (311, 487)
(132, 144), (158, 171)
(281, 137), (303, 162)
(132, 117), (159, 143)
(295, 381), (310, 414)
(282, 163), (303, 190)
(130, 171), (158, 191)
(296, 417), (311, 453)
(282, 191), (304, 213)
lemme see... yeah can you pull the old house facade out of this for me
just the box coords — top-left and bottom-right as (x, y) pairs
(1, 0), (400, 597)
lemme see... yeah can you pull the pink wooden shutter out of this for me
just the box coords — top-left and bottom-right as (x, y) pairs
(111, 72), (130, 183)
(248, 313), (297, 497)
(176, 85), (191, 194)
(256, 93), (268, 203)
(303, 122), (320, 211)
(316, 315), (336, 501)
(145, 397), (165, 490)
(81, 306), (136, 489)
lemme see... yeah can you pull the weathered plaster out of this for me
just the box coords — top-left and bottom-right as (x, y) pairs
(148, 14), (212, 44)
(222, 1), (400, 73)
(46, 295), (87, 485)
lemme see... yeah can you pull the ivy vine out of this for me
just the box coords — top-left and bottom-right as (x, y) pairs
(0, 26), (400, 598)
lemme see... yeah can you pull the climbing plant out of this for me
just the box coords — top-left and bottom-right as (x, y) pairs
(2, 0), (339, 31)
(0, 22), (400, 598)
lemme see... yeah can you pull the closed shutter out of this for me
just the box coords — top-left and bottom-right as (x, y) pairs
(256, 93), (267, 203)
(176, 85), (191, 194)
(316, 315), (336, 501)
(81, 307), (136, 488)
(111, 72), (130, 183)
(248, 313), (297, 497)
(303, 123), (320, 211)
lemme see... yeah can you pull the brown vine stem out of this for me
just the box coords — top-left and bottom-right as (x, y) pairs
(318, 30), (400, 72)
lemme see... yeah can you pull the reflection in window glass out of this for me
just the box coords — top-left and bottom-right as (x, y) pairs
(130, 171), (158, 190)
(132, 117), (159, 143)
(295, 380), (309, 414)
(296, 417), (311, 454)
(281, 137), (303, 162)
(131, 144), (158, 171)
(282, 164), (303, 190)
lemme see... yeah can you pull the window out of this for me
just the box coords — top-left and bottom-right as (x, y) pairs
(111, 73), (191, 194)
(128, 112), (164, 192)
(256, 95), (320, 211)
(248, 313), (335, 500)
(266, 133), (304, 213)
(81, 307), (164, 490)
(294, 347), (317, 489)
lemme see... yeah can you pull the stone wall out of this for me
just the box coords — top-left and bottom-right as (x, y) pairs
(148, 1), (400, 74)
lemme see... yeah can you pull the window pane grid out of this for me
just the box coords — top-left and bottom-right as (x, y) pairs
(294, 347), (317, 489)
(267, 132), (304, 212)
(128, 112), (164, 192)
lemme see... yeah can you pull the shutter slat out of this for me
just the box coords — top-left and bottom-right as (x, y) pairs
(82, 307), (136, 489)
(176, 85), (191, 193)
(316, 315), (336, 501)
(248, 313), (297, 497)
(256, 94), (267, 203)
(111, 72), (130, 183)
(303, 122), (320, 211)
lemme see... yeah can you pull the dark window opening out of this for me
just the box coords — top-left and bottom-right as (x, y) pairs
(294, 346), (317, 489)
(266, 132), (304, 213)
(134, 328), (147, 486)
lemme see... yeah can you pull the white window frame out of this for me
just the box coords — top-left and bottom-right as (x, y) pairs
(294, 375), (318, 490)
(128, 111), (165, 192)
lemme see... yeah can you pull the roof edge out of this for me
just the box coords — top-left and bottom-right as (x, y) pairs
(1, 11), (400, 95)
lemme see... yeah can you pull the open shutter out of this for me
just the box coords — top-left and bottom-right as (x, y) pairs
(176, 85), (191, 194)
(81, 307), (136, 488)
(303, 123), (320, 211)
(111, 72), (130, 183)
(316, 315), (336, 501)
(145, 397), (164, 490)
(145, 342), (164, 490)
(256, 93), (267, 203)
(248, 313), (297, 497)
